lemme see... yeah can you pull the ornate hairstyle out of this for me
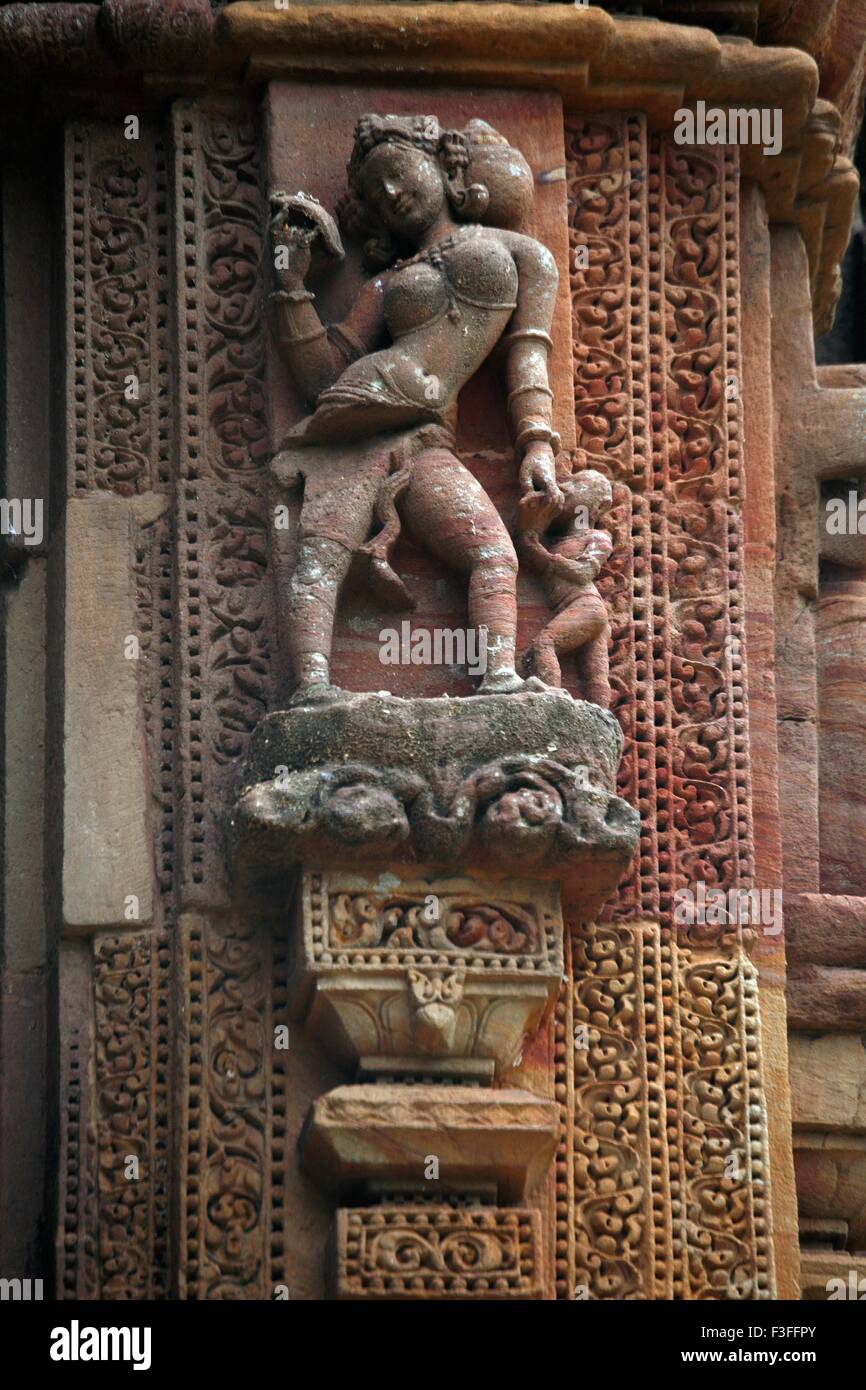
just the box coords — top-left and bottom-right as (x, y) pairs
(337, 113), (533, 269)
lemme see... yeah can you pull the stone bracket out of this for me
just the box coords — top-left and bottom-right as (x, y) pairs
(301, 1084), (559, 1205)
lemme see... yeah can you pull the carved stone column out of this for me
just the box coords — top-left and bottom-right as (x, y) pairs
(769, 232), (866, 1296)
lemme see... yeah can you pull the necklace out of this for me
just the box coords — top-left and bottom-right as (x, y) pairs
(392, 224), (483, 323)
(391, 223), (482, 272)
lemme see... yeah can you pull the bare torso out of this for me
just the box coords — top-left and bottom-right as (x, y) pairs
(286, 226), (532, 444)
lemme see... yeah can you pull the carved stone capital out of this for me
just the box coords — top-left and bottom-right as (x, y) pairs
(287, 870), (563, 1077)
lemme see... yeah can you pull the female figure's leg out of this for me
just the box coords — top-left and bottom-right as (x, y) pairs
(401, 448), (523, 691)
(286, 533), (356, 702)
(279, 441), (390, 705)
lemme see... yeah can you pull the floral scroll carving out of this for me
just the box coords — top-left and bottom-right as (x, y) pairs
(201, 110), (269, 481)
(67, 125), (170, 495)
(558, 115), (770, 1303)
(334, 1206), (544, 1300)
(92, 932), (170, 1300)
(565, 117), (752, 933)
(329, 893), (541, 956)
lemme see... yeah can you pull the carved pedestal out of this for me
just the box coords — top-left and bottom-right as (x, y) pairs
(232, 691), (635, 904)
(232, 690), (637, 1297)
(288, 869), (562, 1078)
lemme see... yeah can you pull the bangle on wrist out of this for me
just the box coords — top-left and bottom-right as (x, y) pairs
(280, 324), (327, 346)
(507, 383), (554, 410)
(270, 287), (315, 304)
(327, 323), (366, 364)
(515, 420), (562, 454)
(503, 327), (554, 353)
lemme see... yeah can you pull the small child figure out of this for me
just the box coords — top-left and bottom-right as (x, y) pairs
(517, 466), (613, 706)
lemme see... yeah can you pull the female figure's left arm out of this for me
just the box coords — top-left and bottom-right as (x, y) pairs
(501, 232), (563, 504)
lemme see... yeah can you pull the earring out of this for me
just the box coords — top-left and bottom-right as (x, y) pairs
(450, 181), (490, 221)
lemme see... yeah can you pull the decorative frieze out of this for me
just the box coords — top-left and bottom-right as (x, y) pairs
(57, 931), (171, 1300)
(177, 910), (290, 1300)
(172, 100), (273, 905)
(65, 122), (171, 496)
(566, 116), (754, 930)
(332, 1205), (544, 1301)
(555, 920), (775, 1301)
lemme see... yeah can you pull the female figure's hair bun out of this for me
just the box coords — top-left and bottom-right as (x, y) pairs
(462, 119), (534, 231)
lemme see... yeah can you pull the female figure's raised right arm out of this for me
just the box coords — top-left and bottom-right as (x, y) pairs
(269, 215), (387, 406)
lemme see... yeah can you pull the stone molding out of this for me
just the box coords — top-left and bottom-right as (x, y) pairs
(300, 1083), (560, 1201)
(219, 3), (857, 331)
(0, 3), (859, 329)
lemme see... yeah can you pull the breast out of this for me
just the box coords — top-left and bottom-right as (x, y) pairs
(445, 234), (518, 310)
(383, 261), (448, 339)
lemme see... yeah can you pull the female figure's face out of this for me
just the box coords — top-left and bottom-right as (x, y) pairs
(360, 143), (448, 243)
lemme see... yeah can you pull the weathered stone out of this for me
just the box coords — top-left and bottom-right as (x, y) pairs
(816, 565), (866, 895)
(301, 1084), (559, 1202)
(789, 1033), (866, 1132)
(788, 966), (866, 1031)
(800, 1250), (866, 1301)
(786, 893), (866, 966)
(286, 869), (563, 1077)
(231, 691), (637, 920)
(60, 497), (160, 933)
(795, 1132), (866, 1251)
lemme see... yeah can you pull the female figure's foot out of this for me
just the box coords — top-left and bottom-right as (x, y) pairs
(287, 680), (347, 709)
(477, 669), (552, 695)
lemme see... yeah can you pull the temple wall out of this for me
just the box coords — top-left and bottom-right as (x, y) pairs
(1, 0), (865, 1305)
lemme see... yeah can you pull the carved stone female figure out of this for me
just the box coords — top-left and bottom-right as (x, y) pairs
(268, 113), (564, 705)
